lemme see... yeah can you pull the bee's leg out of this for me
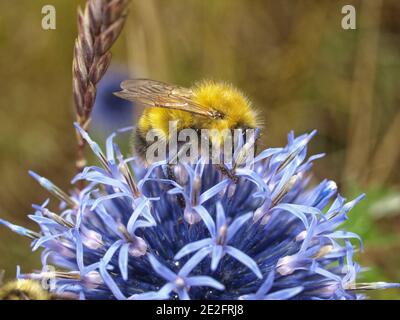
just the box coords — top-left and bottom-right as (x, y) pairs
(216, 164), (239, 184)
(166, 164), (186, 208)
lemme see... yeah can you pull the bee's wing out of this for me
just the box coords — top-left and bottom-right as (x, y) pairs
(114, 79), (223, 119)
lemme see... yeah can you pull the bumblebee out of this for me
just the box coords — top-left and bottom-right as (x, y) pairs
(0, 278), (51, 300)
(114, 79), (259, 165)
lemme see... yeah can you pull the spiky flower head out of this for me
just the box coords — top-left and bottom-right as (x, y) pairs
(1, 126), (398, 300)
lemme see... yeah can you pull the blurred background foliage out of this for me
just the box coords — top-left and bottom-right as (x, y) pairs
(0, 0), (399, 299)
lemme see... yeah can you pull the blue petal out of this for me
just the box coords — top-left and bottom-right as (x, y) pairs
(271, 160), (298, 198)
(325, 231), (363, 250)
(177, 288), (190, 300)
(235, 168), (268, 191)
(272, 203), (310, 229)
(119, 243), (130, 281)
(179, 248), (210, 277)
(264, 286), (304, 300)
(193, 205), (216, 238)
(225, 246), (262, 279)
(128, 290), (169, 300)
(73, 229), (85, 271)
(256, 271), (275, 296)
(186, 276), (225, 290)
(96, 206), (121, 237)
(102, 240), (123, 265)
(354, 282), (400, 290)
(126, 203), (146, 235)
(254, 148), (283, 163)
(314, 266), (342, 282)
(134, 220), (155, 230)
(81, 262), (100, 276)
(216, 202), (226, 231)
(299, 215), (317, 252)
(106, 132), (117, 162)
(134, 197), (156, 226)
(227, 212), (252, 242)
(174, 238), (213, 260)
(156, 283), (175, 299)
(343, 194), (366, 213)
(74, 123), (108, 168)
(0, 219), (39, 239)
(211, 245), (224, 271)
(199, 179), (230, 204)
(148, 254), (177, 282)
(90, 192), (133, 211)
(81, 172), (128, 191)
(28, 214), (60, 228)
(99, 262), (126, 300)
(32, 234), (62, 251)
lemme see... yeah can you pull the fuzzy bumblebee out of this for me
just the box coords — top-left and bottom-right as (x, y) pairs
(0, 279), (50, 300)
(114, 79), (259, 162)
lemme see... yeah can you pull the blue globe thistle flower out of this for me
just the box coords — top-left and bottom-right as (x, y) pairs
(1, 125), (398, 300)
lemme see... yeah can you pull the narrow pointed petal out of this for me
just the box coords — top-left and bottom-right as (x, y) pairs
(211, 245), (224, 271)
(227, 212), (252, 242)
(193, 205), (216, 237)
(225, 246), (262, 279)
(177, 288), (190, 300)
(186, 276), (225, 290)
(99, 262), (126, 300)
(199, 179), (230, 204)
(179, 248), (210, 277)
(264, 287), (304, 300)
(174, 238), (213, 260)
(102, 240), (123, 265)
(256, 271), (275, 296)
(148, 255), (177, 282)
(216, 202), (226, 231)
(118, 243), (130, 281)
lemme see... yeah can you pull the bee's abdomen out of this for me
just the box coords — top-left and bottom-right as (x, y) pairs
(133, 126), (159, 163)
(1, 289), (32, 300)
(0, 280), (50, 300)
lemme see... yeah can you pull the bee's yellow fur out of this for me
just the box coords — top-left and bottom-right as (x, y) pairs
(192, 81), (258, 131)
(0, 279), (51, 300)
(137, 81), (258, 146)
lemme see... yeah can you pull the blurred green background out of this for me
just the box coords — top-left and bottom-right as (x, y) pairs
(0, 0), (399, 299)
